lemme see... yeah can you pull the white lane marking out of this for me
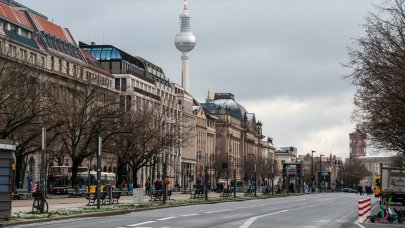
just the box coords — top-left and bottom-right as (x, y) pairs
(157, 216), (176, 221)
(204, 208), (232, 214)
(127, 221), (155, 227)
(239, 209), (288, 228)
(354, 222), (365, 228)
(181, 213), (198, 217)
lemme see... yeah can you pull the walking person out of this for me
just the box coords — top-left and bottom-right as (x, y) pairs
(145, 179), (151, 195)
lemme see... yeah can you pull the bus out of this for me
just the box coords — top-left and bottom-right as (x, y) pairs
(48, 166), (87, 194)
(373, 175), (381, 197)
(77, 171), (116, 193)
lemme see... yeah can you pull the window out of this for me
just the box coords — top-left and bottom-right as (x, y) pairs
(20, 49), (27, 60)
(66, 62), (70, 75)
(10, 45), (16, 57)
(51, 57), (54, 70)
(59, 59), (62, 71)
(30, 52), (37, 64)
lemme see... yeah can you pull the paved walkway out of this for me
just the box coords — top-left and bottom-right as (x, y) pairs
(11, 191), (246, 213)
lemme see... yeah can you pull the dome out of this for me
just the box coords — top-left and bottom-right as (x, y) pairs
(174, 31), (196, 52)
(204, 99), (248, 121)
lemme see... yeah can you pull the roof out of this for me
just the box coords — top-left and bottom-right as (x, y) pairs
(0, 2), (33, 29)
(29, 12), (75, 44)
(204, 98), (248, 121)
(79, 43), (145, 70)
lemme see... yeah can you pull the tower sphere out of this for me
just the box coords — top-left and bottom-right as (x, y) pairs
(174, 31), (196, 52)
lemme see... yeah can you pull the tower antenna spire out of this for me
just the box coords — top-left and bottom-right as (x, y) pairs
(183, 0), (188, 15)
(175, 0), (196, 93)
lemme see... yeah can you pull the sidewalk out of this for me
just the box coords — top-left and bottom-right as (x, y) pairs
(11, 191), (234, 213)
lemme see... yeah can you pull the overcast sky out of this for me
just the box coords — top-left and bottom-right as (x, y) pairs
(18, 0), (383, 159)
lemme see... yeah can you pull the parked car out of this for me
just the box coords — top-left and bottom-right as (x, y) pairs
(342, 188), (357, 193)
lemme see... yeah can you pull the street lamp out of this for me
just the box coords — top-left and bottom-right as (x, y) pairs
(163, 148), (167, 204)
(233, 159), (237, 198)
(311, 150), (316, 193)
(248, 154), (257, 197)
(205, 154), (208, 200)
(97, 137), (102, 209)
(319, 154), (324, 193)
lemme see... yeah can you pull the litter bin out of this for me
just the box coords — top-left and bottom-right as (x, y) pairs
(0, 139), (16, 221)
(105, 184), (112, 204)
(133, 188), (144, 205)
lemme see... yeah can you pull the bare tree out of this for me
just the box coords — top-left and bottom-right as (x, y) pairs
(0, 48), (61, 187)
(53, 79), (121, 187)
(339, 159), (369, 188)
(105, 100), (193, 187)
(346, 0), (405, 154)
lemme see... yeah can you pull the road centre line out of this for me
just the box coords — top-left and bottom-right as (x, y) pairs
(157, 216), (176, 221)
(239, 209), (289, 228)
(181, 213), (198, 217)
(127, 221), (155, 227)
(204, 208), (232, 214)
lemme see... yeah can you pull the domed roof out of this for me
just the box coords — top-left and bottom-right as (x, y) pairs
(203, 93), (248, 121)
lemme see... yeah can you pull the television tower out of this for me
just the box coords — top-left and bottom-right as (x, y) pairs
(174, 0), (196, 93)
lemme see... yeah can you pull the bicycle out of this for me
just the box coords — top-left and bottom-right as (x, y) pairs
(32, 194), (48, 213)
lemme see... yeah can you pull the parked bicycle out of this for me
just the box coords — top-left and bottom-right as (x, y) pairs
(32, 194), (48, 213)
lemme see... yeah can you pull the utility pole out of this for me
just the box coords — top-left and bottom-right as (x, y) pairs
(311, 151), (314, 192)
(319, 154), (324, 193)
(205, 154), (208, 200)
(96, 137), (102, 209)
(233, 159), (236, 198)
(254, 162), (257, 197)
(40, 128), (46, 212)
(271, 159), (274, 195)
(163, 148), (167, 204)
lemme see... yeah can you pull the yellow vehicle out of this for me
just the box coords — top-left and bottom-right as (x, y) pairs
(373, 175), (381, 197)
(77, 171), (116, 193)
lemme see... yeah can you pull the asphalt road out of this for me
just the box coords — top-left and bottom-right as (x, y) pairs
(7, 193), (376, 228)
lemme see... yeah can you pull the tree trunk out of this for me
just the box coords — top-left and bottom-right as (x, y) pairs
(14, 153), (26, 189)
(115, 159), (127, 189)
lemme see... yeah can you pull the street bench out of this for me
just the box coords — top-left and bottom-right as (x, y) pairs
(150, 190), (163, 201)
(190, 189), (204, 199)
(68, 189), (85, 198)
(220, 189), (232, 197)
(244, 189), (254, 196)
(86, 192), (107, 206)
(105, 191), (121, 204)
(12, 189), (32, 200)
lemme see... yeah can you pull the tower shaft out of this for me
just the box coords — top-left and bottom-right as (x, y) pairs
(181, 52), (189, 92)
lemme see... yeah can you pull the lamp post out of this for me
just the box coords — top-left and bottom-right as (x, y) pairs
(311, 150), (316, 193)
(247, 154), (257, 197)
(271, 158), (274, 195)
(163, 148), (167, 204)
(254, 162), (257, 197)
(233, 159), (236, 198)
(205, 154), (208, 200)
(40, 128), (46, 212)
(319, 154), (324, 193)
(97, 137), (102, 209)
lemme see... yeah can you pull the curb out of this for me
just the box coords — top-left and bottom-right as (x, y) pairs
(1, 193), (303, 227)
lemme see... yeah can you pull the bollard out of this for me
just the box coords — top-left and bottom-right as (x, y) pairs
(358, 197), (371, 223)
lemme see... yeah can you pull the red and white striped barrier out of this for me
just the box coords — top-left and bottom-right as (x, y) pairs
(358, 197), (371, 223)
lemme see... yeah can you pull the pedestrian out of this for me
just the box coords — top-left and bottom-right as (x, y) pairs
(145, 179), (151, 195)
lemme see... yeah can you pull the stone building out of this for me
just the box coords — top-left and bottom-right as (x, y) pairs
(203, 93), (262, 187)
(0, 0), (115, 188)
